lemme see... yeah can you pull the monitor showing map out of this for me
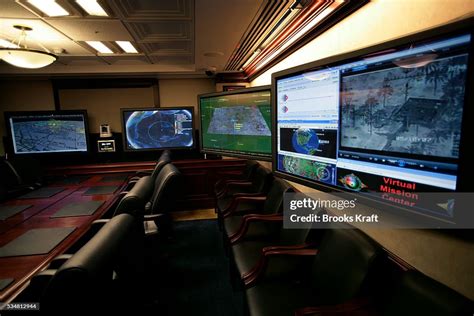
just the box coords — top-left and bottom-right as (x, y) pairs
(199, 86), (272, 160)
(121, 107), (194, 151)
(5, 110), (89, 155)
(273, 19), (473, 221)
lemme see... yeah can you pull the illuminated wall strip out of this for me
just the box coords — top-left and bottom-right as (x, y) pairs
(255, 1), (343, 71)
(244, 0), (327, 71)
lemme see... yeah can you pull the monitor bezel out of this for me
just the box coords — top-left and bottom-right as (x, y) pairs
(271, 17), (474, 225)
(4, 109), (91, 156)
(120, 106), (196, 152)
(198, 85), (272, 161)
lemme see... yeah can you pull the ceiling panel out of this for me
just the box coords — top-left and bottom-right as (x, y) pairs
(127, 21), (191, 42)
(45, 19), (133, 41)
(0, 1), (38, 18)
(141, 41), (192, 55)
(101, 55), (150, 65)
(0, 18), (92, 55)
(195, 0), (264, 71)
(149, 55), (193, 65)
(108, 0), (192, 20)
(58, 56), (107, 66)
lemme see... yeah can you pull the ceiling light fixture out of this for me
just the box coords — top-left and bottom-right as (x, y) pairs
(0, 39), (19, 48)
(0, 25), (57, 69)
(86, 41), (113, 53)
(76, 0), (109, 17)
(27, 0), (69, 17)
(116, 41), (138, 53)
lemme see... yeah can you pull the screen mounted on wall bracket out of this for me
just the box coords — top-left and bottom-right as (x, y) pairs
(199, 86), (272, 160)
(121, 107), (195, 151)
(273, 17), (474, 226)
(4, 110), (90, 155)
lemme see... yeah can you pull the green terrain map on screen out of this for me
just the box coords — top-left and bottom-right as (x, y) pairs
(200, 91), (271, 156)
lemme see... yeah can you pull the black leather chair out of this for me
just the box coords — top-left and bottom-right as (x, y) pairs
(127, 150), (172, 190)
(37, 213), (144, 313)
(380, 270), (473, 316)
(144, 163), (182, 236)
(216, 166), (273, 222)
(231, 222), (325, 289)
(214, 160), (259, 197)
(245, 228), (380, 316)
(223, 178), (294, 243)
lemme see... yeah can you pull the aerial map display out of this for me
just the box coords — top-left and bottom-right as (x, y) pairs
(9, 114), (88, 154)
(340, 54), (468, 159)
(200, 89), (272, 157)
(207, 106), (271, 136)
(124, 109), (193, 150)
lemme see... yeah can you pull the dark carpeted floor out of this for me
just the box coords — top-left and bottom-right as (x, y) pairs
(151, 219), (244, 316)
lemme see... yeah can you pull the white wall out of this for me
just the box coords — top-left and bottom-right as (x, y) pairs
(251, 0), (474, 86)
(250, 0), (474, 300)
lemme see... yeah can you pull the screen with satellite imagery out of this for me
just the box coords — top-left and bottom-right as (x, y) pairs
(274, 21), (473, 221)
(121, 107), (194, 151)
(5, 111), (89, 155)
(199, 86), (271, 159)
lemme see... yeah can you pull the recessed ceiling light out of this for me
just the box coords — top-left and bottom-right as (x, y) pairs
(86, 41), (113, 54)
(116, 41), (138, 53)
(0, 39), (19, 48)
(75, 0), (108, 17)
(27, 0), (69, 17)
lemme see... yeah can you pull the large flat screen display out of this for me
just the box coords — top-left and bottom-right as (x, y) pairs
(273, 19), (473, 222)
(5, 110), (89, 155)
(199, 86), (272, 160)
(121, 107), (194, 151)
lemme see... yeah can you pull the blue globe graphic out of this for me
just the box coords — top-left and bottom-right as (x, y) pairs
(126, 110), (193, 149)
(291, 128), (320, 155)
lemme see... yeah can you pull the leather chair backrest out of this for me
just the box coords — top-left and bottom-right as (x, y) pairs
(6, 156), (43, 186)
(383, 270), (473, 316)
(150, 150), (172, 180)
(310, 228), (379, 305)
(242, 160), (259, 180)
(150, 163), (182, 214)
(250, 166), (273, 194)
(41, 213), (143, 312)
(262, 178), (293, 214)
(115, 175), (154, 217)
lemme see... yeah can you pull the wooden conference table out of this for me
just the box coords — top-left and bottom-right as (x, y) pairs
(0, 158), (245, 303)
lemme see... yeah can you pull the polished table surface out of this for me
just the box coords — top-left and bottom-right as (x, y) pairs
(0, 158), (247, 303)
(0, 174), (128, 303)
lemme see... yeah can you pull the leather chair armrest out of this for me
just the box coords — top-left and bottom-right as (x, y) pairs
(241, 243), (316, 279)
(244, 248), (318, 288)
(222, 196), (266, 217)
(229, 214), (283, 244)
(294, 297), (374, 316)
(48, 254), (73, 269)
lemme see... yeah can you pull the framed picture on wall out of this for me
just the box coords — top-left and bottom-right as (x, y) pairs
(223, 85), (246, 91)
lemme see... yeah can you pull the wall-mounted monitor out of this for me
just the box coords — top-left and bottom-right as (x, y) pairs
(121, 107), (194, 151)
(273, 17), (473, 224)
(199, 86), (272, 160)
(4, 110), (90, 155)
